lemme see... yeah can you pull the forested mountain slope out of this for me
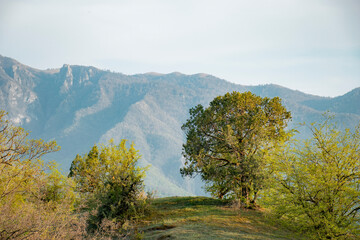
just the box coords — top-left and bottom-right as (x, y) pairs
(1, 55), (359, 196)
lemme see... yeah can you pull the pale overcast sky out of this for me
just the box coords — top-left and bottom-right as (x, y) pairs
(0, 0), (359, 97)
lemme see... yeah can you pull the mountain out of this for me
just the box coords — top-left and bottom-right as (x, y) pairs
(302, 87), (360, 115)
(1, 55), (359, 196)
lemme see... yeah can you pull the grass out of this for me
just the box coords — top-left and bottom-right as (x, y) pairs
(138, 196), (305, 240)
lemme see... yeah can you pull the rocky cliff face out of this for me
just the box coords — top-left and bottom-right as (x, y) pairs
(1, 55), (359, 196)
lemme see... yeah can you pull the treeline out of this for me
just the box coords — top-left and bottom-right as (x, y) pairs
(0, 91), (359, 239)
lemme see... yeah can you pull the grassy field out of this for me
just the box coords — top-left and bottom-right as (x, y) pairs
(139, 197), (305, 240)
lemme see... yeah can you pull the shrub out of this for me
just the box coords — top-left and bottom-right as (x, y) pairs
(69, 139), (150, 235)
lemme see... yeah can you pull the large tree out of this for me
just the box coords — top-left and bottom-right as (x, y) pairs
(180, 91), (291, 207)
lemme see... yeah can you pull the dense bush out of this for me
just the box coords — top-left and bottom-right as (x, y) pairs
(69, 140), (150, 235)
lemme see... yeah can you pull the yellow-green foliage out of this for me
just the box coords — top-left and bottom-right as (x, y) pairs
(263, 117), (360, 239)
(41, 161), (76, 205)
(0, 111), (82, 239)
(69, 139), (149, 233)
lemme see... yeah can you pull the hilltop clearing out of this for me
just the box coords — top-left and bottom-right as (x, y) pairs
(139, 197), (305, 240)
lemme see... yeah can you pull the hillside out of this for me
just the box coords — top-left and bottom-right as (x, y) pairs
(0, 54), (359, 196)
(140, 197), (305, 239)
(302, 87), (360, 115)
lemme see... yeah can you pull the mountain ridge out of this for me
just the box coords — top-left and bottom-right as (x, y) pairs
(1, 55), (359, 196)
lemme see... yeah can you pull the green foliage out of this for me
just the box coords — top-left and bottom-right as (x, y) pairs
(0, 110), (59, 167)
(69, 145), (103, 195)
(263, 117), (360, 239)
(69, 139), (150, 233)
(41, 161), (76, 205)
(0, 111), (83, 239)
(180, 91), (291, 207)
(0, 110), (150, 239)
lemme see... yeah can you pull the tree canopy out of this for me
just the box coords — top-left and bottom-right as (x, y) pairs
(263, 117), (360, 239)
(180, 91), (291, 206)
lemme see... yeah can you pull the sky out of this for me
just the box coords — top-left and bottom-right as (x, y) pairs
(0, 0), (359, 97)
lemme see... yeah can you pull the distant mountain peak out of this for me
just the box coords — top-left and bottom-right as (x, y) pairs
(60, 65), (73, 93)
(144, 72), (164, 76)
(195, 73), (212, 77)
(169, 71), (184, 76)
